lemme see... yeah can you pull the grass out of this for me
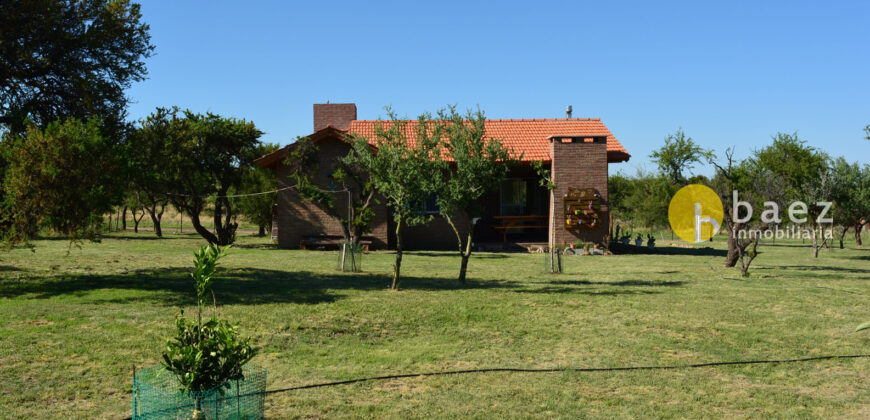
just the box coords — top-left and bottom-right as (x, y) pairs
(1, 232), (870, 419)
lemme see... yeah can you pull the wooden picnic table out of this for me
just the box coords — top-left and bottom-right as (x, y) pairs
(492, 215), (547, 242)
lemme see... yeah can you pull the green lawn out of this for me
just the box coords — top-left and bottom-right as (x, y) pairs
(1, 233), (870, 419)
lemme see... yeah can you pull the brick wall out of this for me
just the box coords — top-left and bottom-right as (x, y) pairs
(403, 213), (471, 250)
(275, 137), (389, 249)
(548, 136), (609, 245)
(313, 103), (357, 131)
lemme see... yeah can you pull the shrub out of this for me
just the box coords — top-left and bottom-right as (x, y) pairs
(161, 245), (257, 397)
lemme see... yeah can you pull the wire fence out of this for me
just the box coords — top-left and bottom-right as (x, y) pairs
(132, 364), (266, 420)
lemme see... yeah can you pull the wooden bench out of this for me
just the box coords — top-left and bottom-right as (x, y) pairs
(300, 235), (372, 251)
(492, 216), (547, 242)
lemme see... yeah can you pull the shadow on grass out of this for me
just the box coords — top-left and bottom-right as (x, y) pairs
(0, 263), (689, 304)
(548, 279), (686, 287)
(392, 251), (509, 259)
(232, 243), (279, 250)
(0, 265), (23, 272)
(0, 267), (533, 305)
(765, 265), (870, 274)
(611, 244), (727, 257)
(511, 279), (687, 296)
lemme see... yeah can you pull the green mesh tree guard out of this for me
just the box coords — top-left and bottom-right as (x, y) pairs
(132, 364), (266, 420)
(337, 242), (363, 272)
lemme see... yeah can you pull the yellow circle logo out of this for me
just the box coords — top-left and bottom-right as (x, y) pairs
(668, 184), (723, 243)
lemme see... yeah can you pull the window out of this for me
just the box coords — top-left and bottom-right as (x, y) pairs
(500, 179), (527, 216)
(412, 193), (440, 215)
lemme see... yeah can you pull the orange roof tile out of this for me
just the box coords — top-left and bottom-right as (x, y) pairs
(254, 118), (631, 169)
(346, 118), (630, 163)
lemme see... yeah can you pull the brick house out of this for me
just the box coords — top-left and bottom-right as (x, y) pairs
(255, 103), (630, 250)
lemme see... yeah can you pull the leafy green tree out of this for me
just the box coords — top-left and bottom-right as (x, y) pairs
(127, 108), (181, 237)
(624, 170), (676, 231)
(800, 157), (835, 257)
(125, 192), (145, 233)
(0, 0), (153, 134)
(830, 159), (870, 248)
(753, 132), (827, 202)
(3, 118), (124, 242)
(235, 142), (280, 236)
(346, 109), (441, 289)
(284, 137), (377, 246)
(430, 106), (514, 284)
(607, 171), (634, 223)
(753, 132), (829, 256)
(650, 129), (714, 185)
(165, 110), (263, 246)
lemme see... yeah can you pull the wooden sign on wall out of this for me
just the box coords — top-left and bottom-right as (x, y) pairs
(563, 188), (604, 229)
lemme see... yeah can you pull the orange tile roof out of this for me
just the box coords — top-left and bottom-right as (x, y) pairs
(346, 118), (630, 163)
(254, 118), (631, 169)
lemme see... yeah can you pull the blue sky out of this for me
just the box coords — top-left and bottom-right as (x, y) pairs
(126, 0), (869, 176)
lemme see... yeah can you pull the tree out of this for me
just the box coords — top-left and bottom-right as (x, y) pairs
(430, 106), (514, 284)
(346, 109), (441, 289)
(625, 170), (676, 231)
(753, 132), (829, 256)
(650, 129), (714, 185)
(607, 171), (634, 223)
(532, 160), (561, 273)
(3, 118), (124, 241)
(284, 137), (377, 246)
(161, 245), (257, 417)
(127, 108), (180, 237)
(753, 132), (826, 201)
(235, 142), (280, 236)
(0, 0), (154, 134)
(166, 111), (263, 246)
(829, 158), (869, 248)
(801, 160), (834, 257)
(710, 148), (775, 274)
(125, 193), (145, 233)
(865, 124), (869, 141)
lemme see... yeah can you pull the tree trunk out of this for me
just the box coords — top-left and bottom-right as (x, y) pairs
(121, 205), (128, 230)
(812, 224), (819, 258)
(258, 225), (266, 237)
(148, 209), (163, 237)
(458, 249), (470, 284)
(190, 211), (219, 244)
(392, 220), (403, 290)
(132, 207), (144, 233)
(739, 237), (759, 277)
(839, 225), (849, 249)
(856, 222), (864, 246)
(212, 193), (237, 246)
(725, 229), (740, 267)
(445, 214), (474, 284)
(140, 195), (165, 238)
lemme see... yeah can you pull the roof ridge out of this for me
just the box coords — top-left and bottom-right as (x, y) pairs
(349, 118), (602, 123)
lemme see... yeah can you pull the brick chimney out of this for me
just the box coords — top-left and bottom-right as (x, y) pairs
(548, 135), (609, 245)
(313, 103), (357, 131)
